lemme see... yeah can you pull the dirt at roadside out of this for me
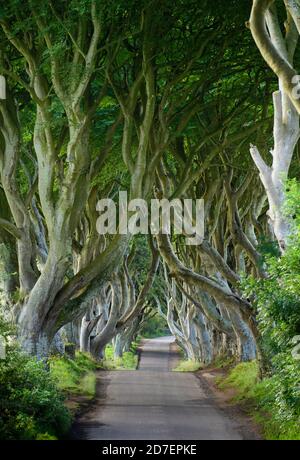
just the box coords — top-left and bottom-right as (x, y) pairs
(169, 341), (181, 370)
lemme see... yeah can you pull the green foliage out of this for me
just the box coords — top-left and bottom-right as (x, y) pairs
(0, 343), (71, 440)
(49, 351), (98, 398)
(173, 360), (203, 372)
(0, 349), (99, 441)
(239, 180), (300, 439)
(218, 361), (300, 440)
(128, 235), (152, 287)
(35, 432), (58, 440)
(140, 313), (169, 338)
(101, 344), (138, 370)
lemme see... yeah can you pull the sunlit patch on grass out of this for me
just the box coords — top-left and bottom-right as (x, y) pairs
(173, 359), (203, 372)
(100, 344), (138, 370)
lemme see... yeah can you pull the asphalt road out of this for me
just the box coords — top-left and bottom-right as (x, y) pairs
(73, 336), (244, 440)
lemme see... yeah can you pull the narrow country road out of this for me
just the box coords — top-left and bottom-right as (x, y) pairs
(72, 337), (245, 440)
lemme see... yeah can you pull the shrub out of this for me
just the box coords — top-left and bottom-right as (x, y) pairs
(219, 361), (300, 440)
(239, 179), (300, 439)
(0, 346), (71, 440)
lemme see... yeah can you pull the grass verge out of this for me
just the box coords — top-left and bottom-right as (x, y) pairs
(49, 351), (98, 399)
(173, 359), (203, 372)
(217, 361), (300, 440)
(100, 343), (139, 370)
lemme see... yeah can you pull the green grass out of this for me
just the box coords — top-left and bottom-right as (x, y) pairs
(100, 344), (138, 370)
(173, 359), (203, 372)
(35, 433), (58, 440)
(218, 361), (259, 397)
(49, 351), (98, 399)
(80, 372), (96, 398)
(217, 361), (300, 440)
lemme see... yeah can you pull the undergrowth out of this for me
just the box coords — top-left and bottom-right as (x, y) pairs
(100, 343), (138, 370)
(49, 351), (98, 399)
(218, 361), (300, 440)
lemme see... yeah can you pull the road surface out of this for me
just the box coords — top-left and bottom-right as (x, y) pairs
(73, 337), (244, 440)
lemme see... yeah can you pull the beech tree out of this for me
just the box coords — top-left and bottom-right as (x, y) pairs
(0, 0), (122, 356)
(249, 0), (300, 250)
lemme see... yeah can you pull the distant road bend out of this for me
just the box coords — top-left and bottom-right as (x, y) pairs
(73, 336), (245, 440)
